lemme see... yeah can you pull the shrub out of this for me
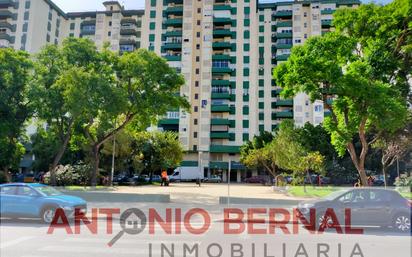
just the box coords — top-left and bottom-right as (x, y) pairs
(394, 173), (412, 192)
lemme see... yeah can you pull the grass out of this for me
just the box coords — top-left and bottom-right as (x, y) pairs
(399, 191), (412, 200)
(287, 186), (341, 198)
(63, 185), (115, 191)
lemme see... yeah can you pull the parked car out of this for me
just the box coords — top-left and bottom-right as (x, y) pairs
(113, 174), (133, 185)
(297, 188), (411, 232)
(205, 175), (222, 183)
(0, 183), (87, 223)
(244, 176), (266, 184)
(150, 175), (162, 183)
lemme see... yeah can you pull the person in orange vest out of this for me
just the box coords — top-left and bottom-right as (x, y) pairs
(161, 170), (168, 186)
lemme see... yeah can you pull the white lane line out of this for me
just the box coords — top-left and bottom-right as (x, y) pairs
(0, 236), (35, 249)
(64, 237), (201, 244)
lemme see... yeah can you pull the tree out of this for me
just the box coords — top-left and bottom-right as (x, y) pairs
(274, 32), (408, 186)
(31, 38), (104, 185)
(373, 114), (412, 187)
(74, 49), (189, 186)
(333, 0), (412, 99)
(132, 131), (184, 180)
(0, 48), (32, 177)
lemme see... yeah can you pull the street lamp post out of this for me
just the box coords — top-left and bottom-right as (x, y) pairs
(227, 159), (231, 207)
(198, 151), (202, 187)
(110, 132), (116, 187)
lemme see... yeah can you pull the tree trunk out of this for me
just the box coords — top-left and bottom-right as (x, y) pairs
(382, 166), (387, 188)
(347, 142), (369, 186)
(91, 145), (100, 187)
(50, 127), (73, 186)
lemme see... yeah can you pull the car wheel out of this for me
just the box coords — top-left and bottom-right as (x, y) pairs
(317, 213), (334, 230)
(41, 207), (56, 223)
(393, 213), (411, 233)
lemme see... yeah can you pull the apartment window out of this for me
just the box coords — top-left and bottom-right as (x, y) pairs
(193, 145), (198, 152)
(109, 21), (112, 26)
(149, 22), (155, 30)
(196, 44), (200, 49)
(48, 12), (52, 21)
(46, 34), (50, 42)
(194, 106), (198, 112)
(304, 34), (308, 39)
(195, 81), (199, 87)
(194, 94), (199, 100)
(24, 11), (30, 21)
(69, 33), (74, 37)
(25, 1), (30, 9)
(108, 31), (111, 36)
(304, 22), (307, 28)
(197, 20), (201, 26)
(194, 119), (198, 125)
(195, 69), (199, 74)
(304, 12), (307, 17)
(47, 22), (51, 32)
(196, 56), (200, 62)
(55, 29), (59, 37)
(70, 23), (75, 30)
(22, 23), (28, 32)
(197, 8), (201, 13)
(196, 32), (200, 38)
(150, 10), (156, 18)
(110, 6), (113, 11)
(150, 0), (156, 6)
(193, 132), (198, 139)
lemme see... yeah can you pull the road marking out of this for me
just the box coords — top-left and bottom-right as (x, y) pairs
(0, 236), (35, 249)
(39, 246), (146, 255)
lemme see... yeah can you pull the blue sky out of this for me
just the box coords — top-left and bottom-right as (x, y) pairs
(53, 0), (392, 12)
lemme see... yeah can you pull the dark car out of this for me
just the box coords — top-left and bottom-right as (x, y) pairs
(297, 188), (411, 232)
(0, 183), (87, 223)
(245, 176), (266, 184)
(113, 174), (133, 185)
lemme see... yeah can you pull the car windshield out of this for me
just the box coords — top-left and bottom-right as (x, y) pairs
(35, 186), (63, 196)
(323, 190), (347, 201)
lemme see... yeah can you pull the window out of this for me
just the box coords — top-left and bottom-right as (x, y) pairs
(194, 94), (199, 100)
(109, 21), (112, 26)
(196, 44), (200, 49)
(194, 119), (198, 125)
(70, 23), (75, 30)
(195, 81), (199, 87)
(24, 11), (30, 20)
(196, 32), (200, 38)
(196, 56), (200, 62)
(197, 20), (201, 26)
(0, 186), (16, 195)
(16, 186), (38, 196)
(194, 132), (198, 138)
(194, 106), (198, 112)
(197, 8), (201, 13)
(25, 1), (30, 9)
(196, 69), (199, 74)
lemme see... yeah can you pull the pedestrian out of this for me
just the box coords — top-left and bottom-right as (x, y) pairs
(161, 170), (168, 186)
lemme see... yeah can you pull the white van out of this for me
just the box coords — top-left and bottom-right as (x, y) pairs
(169, 167), (204, 182)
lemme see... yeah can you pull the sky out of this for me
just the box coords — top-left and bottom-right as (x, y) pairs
(53, 0), (393, 13)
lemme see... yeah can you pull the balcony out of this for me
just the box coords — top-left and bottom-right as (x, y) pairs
(211, 104), (231, 112)
(162, 42), (182, 50)
(164, 30), (182, 37)
(164, 5), (183, 15)
(210, 132), (231, 139)
(81, 20), (96, 26)
(274, 10), (293, 18)
(158, 119), (179, 125)
(276, 32), (293, 38)
(164, 55), (181, 61)
(0, 0), (18, 9)
(163, 18), (183, 27)
(321, 9), (335, 15)
(212, 54), (231, 61)
(212, 80), (231, 86)
(210, 145), (240, 154)
(0, 33), (14, 43)
(211, 118), (231, 126)
(212, 67), (232, 73)
(211, 92), (231, 99)
(276, 21), (292, 27)
(276, 54), (290, 61)
(275, 111), (294, 118)
(213, 17), (232, 25)
(164, 0), (183, 4)
(212, 41), (232, 49)
(121, 18), (138, 25)
(275, 99), (293, 106)
(120, 27), (137, 36)
(213, 29), (233, 37)
(321, 20), (332, 27)
(0, 21), (15, 32)
(277, 43), (292, 49)
(119, 37), (136, 45)
(0, 10), (16, 19)
(213, 5), (232, 11)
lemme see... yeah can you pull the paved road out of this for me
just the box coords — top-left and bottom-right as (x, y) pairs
(1, 201), (411, 257)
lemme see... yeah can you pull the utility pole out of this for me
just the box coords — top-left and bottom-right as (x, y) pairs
(227, 160), (231, 207)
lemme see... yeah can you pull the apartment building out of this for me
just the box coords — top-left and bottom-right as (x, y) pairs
(0, 0), (144, 53)
(1, 0), (360, 180)
(148, 0), (360, 182)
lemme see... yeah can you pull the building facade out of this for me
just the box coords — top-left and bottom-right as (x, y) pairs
(0, 0), (145, 53)
(147, 0), (360, 181)
(1, 0), (360, 180)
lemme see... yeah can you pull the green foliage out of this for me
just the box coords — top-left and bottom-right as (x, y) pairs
(394, 174), (412, 192)
(0, 48), (32, 172)
(274, 14), (409, 184)
(133, 131), (184, 175)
